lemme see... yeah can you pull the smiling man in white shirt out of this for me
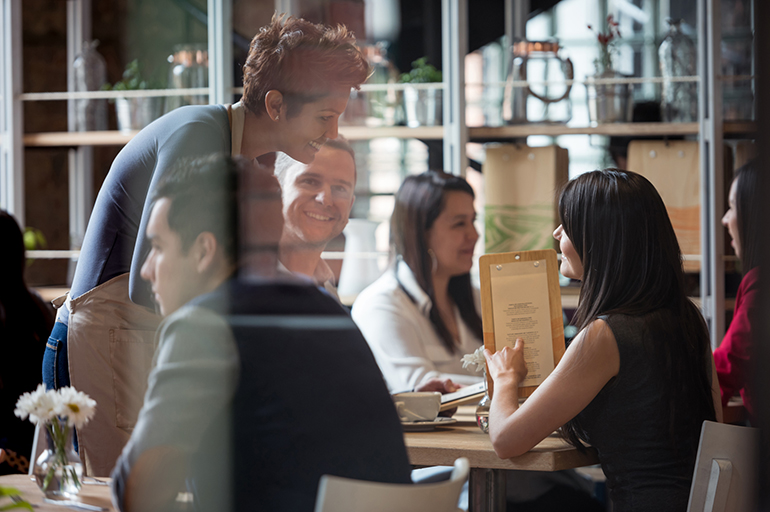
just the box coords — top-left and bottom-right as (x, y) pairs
(273, 137), (356, 297)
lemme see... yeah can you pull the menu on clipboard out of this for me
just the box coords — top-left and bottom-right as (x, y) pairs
(489, 259), (554, 387)
(479, 250), (565, 398)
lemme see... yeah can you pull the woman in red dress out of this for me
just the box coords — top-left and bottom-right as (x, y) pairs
(713, 161), (761, 424)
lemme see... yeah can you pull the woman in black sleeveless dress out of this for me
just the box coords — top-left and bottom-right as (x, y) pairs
(485, 169), (719, 512)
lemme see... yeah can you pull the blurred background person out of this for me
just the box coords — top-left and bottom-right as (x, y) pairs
(714, 161), (761, 425)
(352, 170), (483, 392)
(0, 210), (54, 474)
(273, 136), (357, 298)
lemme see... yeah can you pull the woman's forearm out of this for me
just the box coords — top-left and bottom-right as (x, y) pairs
(488, 376), (523, 458)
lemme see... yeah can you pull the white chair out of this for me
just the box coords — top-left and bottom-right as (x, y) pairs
(314, 457), (470, 512)
(687, 420), (759, 512)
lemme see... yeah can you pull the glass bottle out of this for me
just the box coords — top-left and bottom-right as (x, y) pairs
(659, 19), (698, 123)
(166, 43), (209, 113)
(72, 40), (107, 131)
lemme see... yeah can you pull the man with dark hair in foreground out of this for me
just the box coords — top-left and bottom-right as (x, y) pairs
(110, 154), (411, 512)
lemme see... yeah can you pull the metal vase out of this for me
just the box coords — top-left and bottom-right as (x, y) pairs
(585, 71), (633, 124)
(115, 97), (163, 133)
(403, 86), (442, 127)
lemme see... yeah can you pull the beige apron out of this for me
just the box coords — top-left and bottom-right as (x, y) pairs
(66, 273), (161, 477)
(66, 104), (243, 477)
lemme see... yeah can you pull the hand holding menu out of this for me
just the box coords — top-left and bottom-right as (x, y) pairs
(479, 250), (565, 398)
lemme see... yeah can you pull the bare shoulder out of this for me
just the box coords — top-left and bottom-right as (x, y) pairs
(584, 318), (616, 344)
(563, 318), (619, 376)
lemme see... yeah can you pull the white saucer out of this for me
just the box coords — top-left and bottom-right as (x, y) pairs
(401, 417), (457, 432)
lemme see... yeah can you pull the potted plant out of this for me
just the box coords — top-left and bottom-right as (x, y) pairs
(102, 60), (163, 133)
(585, 15), (633, 124)
(399, 57), (443, 127)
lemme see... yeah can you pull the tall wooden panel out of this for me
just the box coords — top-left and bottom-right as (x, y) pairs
(484, 144), (569, 255)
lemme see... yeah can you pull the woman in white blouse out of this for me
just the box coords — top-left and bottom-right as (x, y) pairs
(352, 171), (483, 392)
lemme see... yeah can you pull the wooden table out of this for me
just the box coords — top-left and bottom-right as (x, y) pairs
(0, 474), (114, 511)
(404, 408), (599, 512)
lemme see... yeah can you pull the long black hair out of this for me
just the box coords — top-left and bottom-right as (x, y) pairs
(390, 171), (483, 353)
(733, 161), (760, 272)
(0, 211), (51, 334)
(557, 170), (715, 448)
(0, 211), (53, 456)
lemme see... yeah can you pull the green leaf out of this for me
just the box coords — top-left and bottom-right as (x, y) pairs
(0, 500), (35, 511)
(398, 57), (442, 83)
(23, 227), (46, 251)
(0, 487), (34, 511)
(109, 59), (155, 91)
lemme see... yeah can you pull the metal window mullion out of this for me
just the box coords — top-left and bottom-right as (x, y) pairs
(208, 0), (232, 105)
(273, 0), (295, 16)
(67, 0), (93, 253)
(505, 0), (529, 44)
(698, 0), (725, 348)
(442, 0), (468, 177)
(504, 0), (529, 81)
(67, 0), (89, 132)
(642, 0), (659, 99)
(1, 0), (24, 226)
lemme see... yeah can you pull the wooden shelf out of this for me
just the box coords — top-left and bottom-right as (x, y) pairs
(22, 126), (444, 147)
(339, 126), (443, 140)
(24, 131), (137, 147)
(470, 122), (699, 139)
(22, 121), (754, 148)
(723, 121), (757, 135)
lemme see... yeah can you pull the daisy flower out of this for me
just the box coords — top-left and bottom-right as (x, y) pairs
(14, 384), (58, 425)
(55, 387), (97, 429)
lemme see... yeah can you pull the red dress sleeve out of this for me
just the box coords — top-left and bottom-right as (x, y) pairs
(713, 267), (760, 420)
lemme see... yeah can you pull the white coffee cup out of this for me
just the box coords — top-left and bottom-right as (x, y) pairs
(392, 391), (441, 422)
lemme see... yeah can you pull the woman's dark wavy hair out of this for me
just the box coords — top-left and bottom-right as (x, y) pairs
(733, 161), (760, 272)
(557, 169), (715, 449)
(390, 171), (483, 353)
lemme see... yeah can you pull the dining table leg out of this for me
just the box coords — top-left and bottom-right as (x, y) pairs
(469, 467), (507, 512)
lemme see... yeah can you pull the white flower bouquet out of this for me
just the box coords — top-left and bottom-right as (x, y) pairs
(462, 346), (491, 432)
(461, 346), (486, 374)
(14, 385), (96, 496)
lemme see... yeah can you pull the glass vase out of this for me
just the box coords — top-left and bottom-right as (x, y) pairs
(72, 40), (107, 131)
(659, 19), (698, 122)
(475, 371), (491, 433)
(33, 420), (83, 498)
